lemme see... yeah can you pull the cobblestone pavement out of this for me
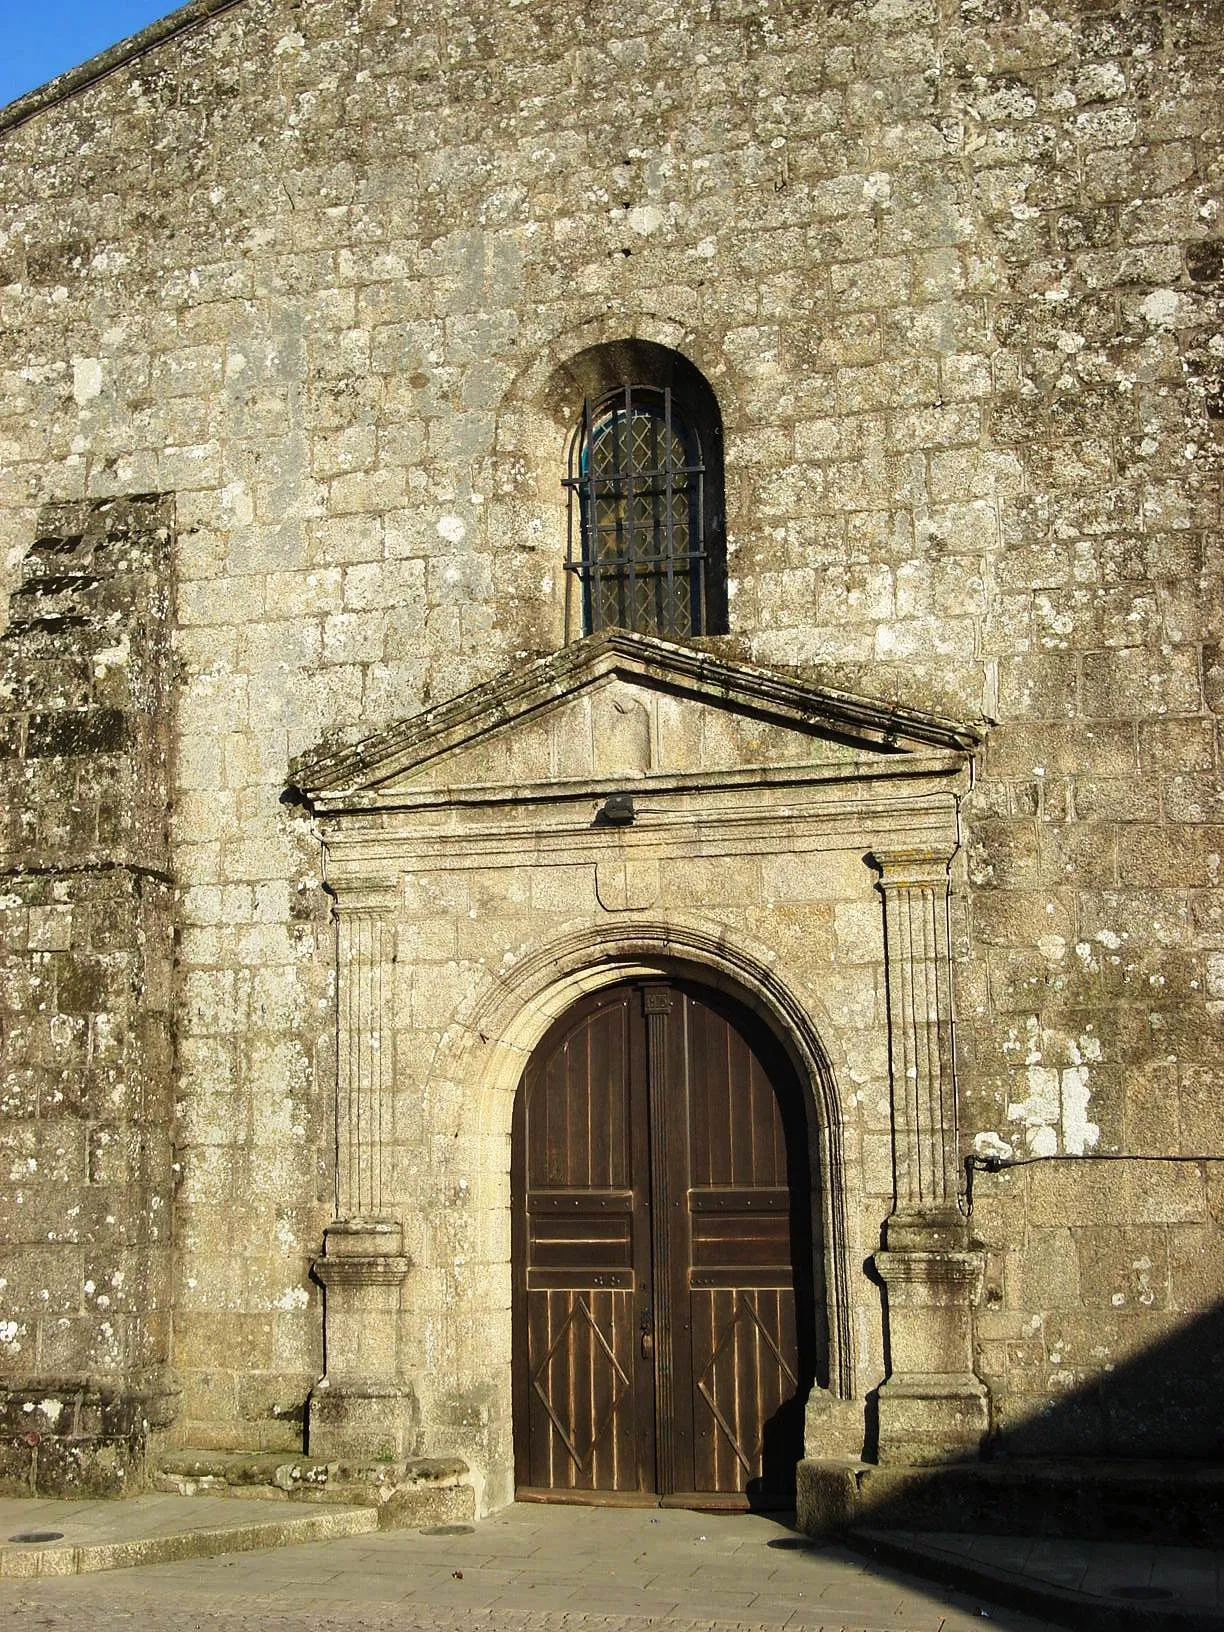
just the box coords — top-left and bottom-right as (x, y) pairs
(0, 1503), (1055, 1632)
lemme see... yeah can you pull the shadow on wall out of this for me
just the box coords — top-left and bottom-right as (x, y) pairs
(858, 1295), (1224, 1530)
(792, 1299), (1224, 1628)
(837, 1153), (1224, 1530)
(996, 1296), (1224, 1466)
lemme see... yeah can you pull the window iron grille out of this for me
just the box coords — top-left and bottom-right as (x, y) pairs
(564, 386), (708, 637)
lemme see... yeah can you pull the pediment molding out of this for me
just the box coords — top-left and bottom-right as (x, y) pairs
(291, 633), (980, 815)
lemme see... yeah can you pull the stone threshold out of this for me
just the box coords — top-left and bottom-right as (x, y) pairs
(850, 1527), (1224, 1632)
(0, 1495), (377, 1579)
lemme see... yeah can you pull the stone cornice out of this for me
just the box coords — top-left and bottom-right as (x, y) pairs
(319, 787), (964, 879)
(310, 752), (971, 820)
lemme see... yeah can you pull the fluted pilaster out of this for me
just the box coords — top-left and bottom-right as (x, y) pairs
(869, 843), (988, 1463)
(308, 879), (416, 1463)
(870, 846), (960, 1232)
(337, 906), (390, 1220)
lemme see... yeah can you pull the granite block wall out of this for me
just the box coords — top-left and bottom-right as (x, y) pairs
(0, 0), (1220, 1477)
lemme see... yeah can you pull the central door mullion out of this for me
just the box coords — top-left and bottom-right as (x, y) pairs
(642, 984), (679, 1494)
(627, 985), (657, 1494)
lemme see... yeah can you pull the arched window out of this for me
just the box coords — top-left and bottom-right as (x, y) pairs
(566, 388), (706, 637)
(555, 343), (726, 640)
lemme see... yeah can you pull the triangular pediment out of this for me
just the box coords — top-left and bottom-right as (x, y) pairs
(292, 633), (979, 811)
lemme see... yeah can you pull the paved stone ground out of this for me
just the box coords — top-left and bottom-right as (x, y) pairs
(0, 1503), (1058, 1631)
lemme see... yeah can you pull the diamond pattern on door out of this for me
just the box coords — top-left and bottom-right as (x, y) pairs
(695, 1292), (800, 1476)
(530, 1294), (633, 1474)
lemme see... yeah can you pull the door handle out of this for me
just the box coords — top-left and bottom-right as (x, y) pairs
(640, 1309), (654, 1358)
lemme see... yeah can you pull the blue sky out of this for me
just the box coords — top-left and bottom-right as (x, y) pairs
(1, 1), (176, 108)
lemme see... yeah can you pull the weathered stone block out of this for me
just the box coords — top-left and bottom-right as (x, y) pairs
(1027, 1164), (1206, 1230)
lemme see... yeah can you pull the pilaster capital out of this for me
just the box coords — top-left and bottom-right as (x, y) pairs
(324, 1218), (405, 1256)
(885, 1206), (969, 1252)
(316, 1218), (411, 1288)
(867, 845), (956, 890)
(314, 1254), (411, 1288)
(329, 873), (398, 916)
(875, 1249), (984, 1298)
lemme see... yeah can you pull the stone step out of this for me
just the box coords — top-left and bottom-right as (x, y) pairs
(849, 1528), (1224, 1632)
(799, 1456), (1224, 1547)
(154, 1448), (477, 1530)
(0, 1494), (378, 1578)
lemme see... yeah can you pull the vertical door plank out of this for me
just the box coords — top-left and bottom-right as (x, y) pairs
(513, 986), (652, 1494)
(675, 985), (820, 1501)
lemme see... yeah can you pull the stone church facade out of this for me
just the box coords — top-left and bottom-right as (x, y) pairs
(0, 0), (1222, 1526)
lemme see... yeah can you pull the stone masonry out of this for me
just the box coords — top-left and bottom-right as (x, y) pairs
(0, 495), (177, 1491)
(0, 0), (1221, 1511)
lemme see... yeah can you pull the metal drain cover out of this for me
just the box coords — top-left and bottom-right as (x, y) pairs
(420, 1524), (475, 1536)
(9, 1531), (64, 1544)
(1110, 1586), (1176, 1602)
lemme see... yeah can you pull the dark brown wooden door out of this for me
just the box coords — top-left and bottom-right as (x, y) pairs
(512, 979), (819, 1504)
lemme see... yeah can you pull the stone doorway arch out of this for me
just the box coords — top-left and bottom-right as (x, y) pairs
(449, 921), (855, 1401)
(430, 922), (859, 1510)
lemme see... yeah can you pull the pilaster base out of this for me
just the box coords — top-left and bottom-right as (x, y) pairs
(875, 1372), (990, 1465)
(307, 1378), (421, 1463)
(805, 1385), (868, 1460)
(875, 1243), (990, 1466)
(308, 1217), (417, 1464)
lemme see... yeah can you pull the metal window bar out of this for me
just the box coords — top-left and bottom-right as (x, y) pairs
(664, 388), (676, 636)
(565, 386), (707, 638)
(623, 384), (637, 635)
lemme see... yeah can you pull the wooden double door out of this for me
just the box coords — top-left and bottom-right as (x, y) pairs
(512, 979), (820, 1505)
